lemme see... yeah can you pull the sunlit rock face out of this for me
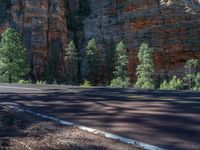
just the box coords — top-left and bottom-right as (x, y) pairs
(0, 0), (68, 79)
(83, 0), (200, 81)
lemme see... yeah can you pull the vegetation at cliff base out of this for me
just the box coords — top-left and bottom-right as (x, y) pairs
(84, 39), (101, 86)
(64, 40), (79, 85)
(135, 43), (154, 89)
(0, 28), (30, 83)
(160, 76), (183, 90)
(110, 41), (130, 88)
(0, 28), (200, 91)
(183, 59), (198, 90)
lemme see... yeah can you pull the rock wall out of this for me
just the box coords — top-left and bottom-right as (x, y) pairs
(0, 0), (68, 79)
(83, 0), (200, 82)
(1, 0), (200, 83)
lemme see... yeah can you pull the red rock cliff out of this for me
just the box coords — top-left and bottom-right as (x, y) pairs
(1, 0), (200, 82)
(0, 0), (68, 79)
(83, 0), (200, 81)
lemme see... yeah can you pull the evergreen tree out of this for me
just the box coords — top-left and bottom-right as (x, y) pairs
(65, 40), (79, 84)
(105, 39), (116, 84)
(184, 59), (198, 89)
(44, 42), (60, 84)
(0, 28), (30, 83)
(110, 41), (130, 88)
(135, 43), (154, 89)
(84, 39), (100, 85)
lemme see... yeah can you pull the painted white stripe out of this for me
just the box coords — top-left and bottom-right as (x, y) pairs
(0, 85), (41, 91)
(1, 104), (166, 150)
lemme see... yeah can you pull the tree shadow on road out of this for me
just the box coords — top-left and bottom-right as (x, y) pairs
(0, 88), (200, 150)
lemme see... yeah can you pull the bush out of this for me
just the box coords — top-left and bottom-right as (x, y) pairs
(36, 81), (47, 85)
(193, 73), (200, 90)
(82, 80), (92, 88)
(110, 77), (130, 88)
(183, 59), (198, 89)
(160, 76), (183, 90)
(160, 80), (168, 90)
(135, 79), (155, 89)
(18, 79), (31, 84)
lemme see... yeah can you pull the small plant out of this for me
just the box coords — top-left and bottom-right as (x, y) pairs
(160, 76), (183, 90)
(160, 80), (168, 90)
(193, 72), (200, 90)
(82, 80), (92, 88)
(36, 80), (46, 85)
(18, 79), (31, 84)
(110, 77), (130, 88)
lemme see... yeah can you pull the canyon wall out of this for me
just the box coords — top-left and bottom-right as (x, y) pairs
(83, 0), (200, 82)
(1, 0), (200, 82)
(0, 0), (68, 79)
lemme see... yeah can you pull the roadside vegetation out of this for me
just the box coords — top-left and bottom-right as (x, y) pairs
(0, 28), (29, 83)
(0, 28), (200, 90)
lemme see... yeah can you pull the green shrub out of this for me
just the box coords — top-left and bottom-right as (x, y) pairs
(36, 81), (47, 85)
(82, 80), (92, 88)
(160, 80), (168, 90)
(160, 76), (183, 90)
(193, 73), (200, 90)
(110, 77), (130, 88)
(183, 59), (198, 89)
(18, 79), (30, 84)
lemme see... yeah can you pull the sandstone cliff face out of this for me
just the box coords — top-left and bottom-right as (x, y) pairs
(0, 0), (200, 82)
(0, 0), (68, 79)
(83, 0), (200, 81)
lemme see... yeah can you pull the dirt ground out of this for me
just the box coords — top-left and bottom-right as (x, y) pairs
(0, 106), (140, 150)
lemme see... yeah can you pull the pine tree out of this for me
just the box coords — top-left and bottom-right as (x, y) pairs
(135, 43), (154, 89)
(105, 39), (115, 84)
(0, 28), (30, 83)
(110, 41), (130, 88)
(65, 40), (79, 84)
(184, 59), (198, 89)
(44, 42), (60, 84)
(84, 39), (100, 85)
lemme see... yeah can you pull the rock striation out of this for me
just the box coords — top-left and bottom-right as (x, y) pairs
(0, 0), (68, 79)
(83, 0), (200, 81)
(0, 0), (200, 82)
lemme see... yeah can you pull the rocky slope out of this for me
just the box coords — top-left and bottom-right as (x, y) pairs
(0, 0), (200, 82)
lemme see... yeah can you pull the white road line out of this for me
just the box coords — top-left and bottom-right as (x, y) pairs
(0, 86), (41, 91)
(1, 104), (166, 150)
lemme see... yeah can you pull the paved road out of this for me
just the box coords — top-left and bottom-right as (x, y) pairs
(0, 84), (200, 150)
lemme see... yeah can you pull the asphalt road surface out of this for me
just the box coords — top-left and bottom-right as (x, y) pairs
(0, 84), (200, 150)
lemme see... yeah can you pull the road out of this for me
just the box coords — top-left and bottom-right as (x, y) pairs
(0, 84), (200, 150)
